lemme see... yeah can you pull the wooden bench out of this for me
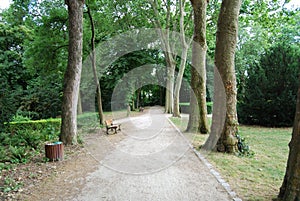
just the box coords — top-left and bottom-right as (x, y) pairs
(105, 119), (121, 134)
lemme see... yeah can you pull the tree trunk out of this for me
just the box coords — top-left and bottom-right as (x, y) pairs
(160, 86), (164, 106)
(213, 0), (241, 153)
(77, 91), (83, 115)
(150, 0), (176, 114)
(278, 76), (300, 201)
(173, 0), (191, 118)
(136, 87), (141, 108)
(186, 0), (209, 133)
(87, 5), (104, 125)
(60, 0), (84, 145)
(165, 53), (175, 114)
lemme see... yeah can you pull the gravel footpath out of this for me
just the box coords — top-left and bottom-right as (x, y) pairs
(72, 107), (235, 201)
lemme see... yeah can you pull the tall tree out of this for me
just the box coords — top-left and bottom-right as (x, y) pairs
(203, 0), (241, 153)
(278, 74), (300, 200)
(60, 0), (84, 145)
(186, 0), (209, 133)
(86, 3), (104, 125)
(150, 0), (177, 114)
(173, 0), (192, 118)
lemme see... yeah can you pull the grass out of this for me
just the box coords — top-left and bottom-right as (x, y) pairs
(169, 116), (292, 201)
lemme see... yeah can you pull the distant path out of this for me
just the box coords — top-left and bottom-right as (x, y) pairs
(73, 106), (233, 201)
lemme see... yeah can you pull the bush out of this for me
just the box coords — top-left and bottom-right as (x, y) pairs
(238, 42), (300, 127)
(8, 118), (61, 134)
(179, 102), (213, 114)
(236, 134), (254, 157)
(0, 118), (61, 163)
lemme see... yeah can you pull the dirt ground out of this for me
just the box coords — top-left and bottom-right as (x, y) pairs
(0, 132), (110, 200)
(2, 107), (236, 201)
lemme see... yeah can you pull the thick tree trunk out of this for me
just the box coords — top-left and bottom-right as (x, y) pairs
(151, 0), (176, 114)
(214, 0), (241, 153)
(278, 77), (300, 201)
(87, 5), (104, 125)
(165, 57), (175, 114)
(186, 0), (209, 133)
(60, 0), (84, 145)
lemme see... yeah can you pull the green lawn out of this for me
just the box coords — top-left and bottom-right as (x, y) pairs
(169, 117), (292, 201)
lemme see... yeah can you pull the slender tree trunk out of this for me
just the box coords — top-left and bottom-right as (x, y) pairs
(87, 5), (104, 125)
(186, 0), (209, 133)
(77, 91), (82, 115)
(132, 97), (135, 111)
(136, 87), (141, 108)
(160, 86), (164, 106)
(60, 0), (84, 145)
(213, 0), (241, 153)
(173, 0), (191, 118)
(278, 76), (300, 201)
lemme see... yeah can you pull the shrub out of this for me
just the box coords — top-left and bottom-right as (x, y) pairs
(238, 42), (300, 127)
(207, 102), (213, 114)
(0, 118), (61, 163)
(236, 134), (254, 157)
(8, 118), (61, 134)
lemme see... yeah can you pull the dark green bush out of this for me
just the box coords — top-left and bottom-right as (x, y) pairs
(207, 102), (213, 114)
(236, 134), (254, 157)
(238, 42), (300, 127)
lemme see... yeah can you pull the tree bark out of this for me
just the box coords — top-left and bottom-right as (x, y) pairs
(77, 91), (83, 115)
(215, 0), (241, 153)
(173, 0), (191, 118)
(151, 0), (176, 114)
(213, 0), (241, 153)
(87, 5), (104, 125)
(186, 0), (209, 133)
(136, 87), (141, 108)
(166, 62), (175, 114)
(278, 76), (300, 201)
(60, 0), (84, 145)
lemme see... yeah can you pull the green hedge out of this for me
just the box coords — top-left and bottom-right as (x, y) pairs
(7, 119), (61, 133)
(7, 112), (101, 133)
(179, 102), (213, 114)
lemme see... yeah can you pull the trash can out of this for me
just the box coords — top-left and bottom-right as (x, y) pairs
(45, 141), (64, 161)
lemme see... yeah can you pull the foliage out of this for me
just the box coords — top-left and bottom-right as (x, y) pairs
(206, 102), (213, 114)
(0, 21), (31, 129)
(7, 118), (61, 134)
(0, 116), (61, 167)
(238, 42), (300, 127)
(98, 50), (163, 111)
(77, 112), (101, 129)
(0, 176), (23, 193)
(236, 133), (254, 157)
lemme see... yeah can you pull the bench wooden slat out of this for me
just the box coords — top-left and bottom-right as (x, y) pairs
(105, 119), (121, 134)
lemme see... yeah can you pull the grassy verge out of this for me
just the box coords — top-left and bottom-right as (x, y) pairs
(169, 116), (291, 201)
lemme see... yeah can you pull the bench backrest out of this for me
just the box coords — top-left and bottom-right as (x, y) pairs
(105, 119), (113, 126)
